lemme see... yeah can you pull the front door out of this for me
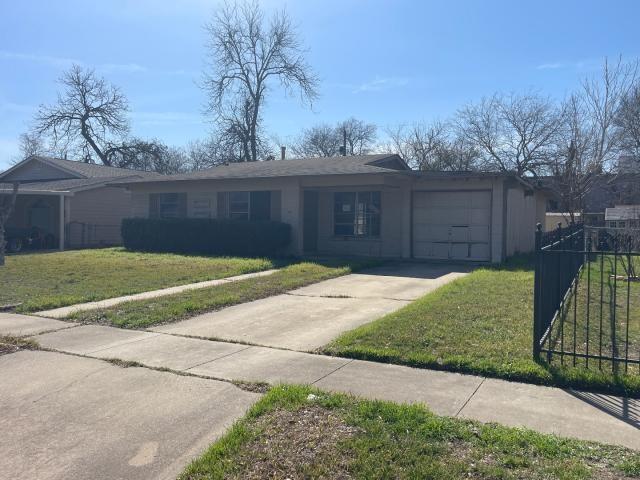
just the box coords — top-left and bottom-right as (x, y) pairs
(303, 190), (319, 253)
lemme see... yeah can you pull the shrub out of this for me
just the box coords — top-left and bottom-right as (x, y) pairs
(121, 218), (291, 256)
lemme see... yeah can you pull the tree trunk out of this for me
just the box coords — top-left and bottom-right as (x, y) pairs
(80, 119), (109, 165)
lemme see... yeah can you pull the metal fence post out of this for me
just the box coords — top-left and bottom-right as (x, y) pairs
(533, 223), (542, 359)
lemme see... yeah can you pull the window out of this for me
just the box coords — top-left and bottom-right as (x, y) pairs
(229, 191), (250, 220)
(333, 191), (381, 237)
(217, 191), (272, 221)
(150, 193), (187, 219)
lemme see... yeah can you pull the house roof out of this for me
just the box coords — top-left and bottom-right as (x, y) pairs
(0, 176), (142, 194)
(115, 154), (410, 184)
(0, 155), (163, 194)
(605, 205), (640, 221)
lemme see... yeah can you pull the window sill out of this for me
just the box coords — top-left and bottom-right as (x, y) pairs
(330, 236), (382, 242)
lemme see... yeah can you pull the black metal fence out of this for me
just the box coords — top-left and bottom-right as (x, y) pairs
(533, 223), (640, 373)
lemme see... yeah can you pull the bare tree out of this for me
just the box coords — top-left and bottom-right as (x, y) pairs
(0, 183), (19, 267)
(16, 132), (47, 162)
(292, 118), (377, 158)
(202, 0), (319, 162)
(616, 84), (640, 161)
(339, 117), (377, 155)
(581, 57), (638, 170)
(292, 124), (342, 157)
(34, 65), (129, 165)
(456, 92), (562, 176)
(387, 121), (478, 171)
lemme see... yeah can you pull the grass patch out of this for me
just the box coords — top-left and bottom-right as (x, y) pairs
(68, 258), (378, 329)
(0, 248), (276, 312)
(180, 385), (640, 480)
(324, 259), (640, 397)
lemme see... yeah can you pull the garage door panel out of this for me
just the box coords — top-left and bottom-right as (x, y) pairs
(412, 191), (491, 262)
(468, 225), (490, 242)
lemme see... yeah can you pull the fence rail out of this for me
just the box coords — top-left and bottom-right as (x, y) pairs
(533, 223), (640, 373)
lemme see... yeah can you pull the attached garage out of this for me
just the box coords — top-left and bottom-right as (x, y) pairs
(412, 190), (492, 262)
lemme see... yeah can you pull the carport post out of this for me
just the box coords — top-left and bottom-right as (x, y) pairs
(58, 194), (65, 251)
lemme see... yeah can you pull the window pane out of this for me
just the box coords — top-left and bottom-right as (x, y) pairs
(250, 191), (271, 221)
(333, 191), (380, 237)
(229, 191), (249, 221)
(334, 224), (354, 236)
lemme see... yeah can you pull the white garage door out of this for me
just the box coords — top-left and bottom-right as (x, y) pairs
(413, 191), (492, 261)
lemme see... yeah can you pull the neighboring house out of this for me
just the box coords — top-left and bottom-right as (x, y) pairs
(605, 205), (640, 229)
(0, 155), (161, 250)
(117, 154), (547, 263)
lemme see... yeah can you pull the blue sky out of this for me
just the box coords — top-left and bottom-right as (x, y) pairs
(1, 0), (638, 169)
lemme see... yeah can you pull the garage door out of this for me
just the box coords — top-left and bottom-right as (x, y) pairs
(413, 191), (491, 261)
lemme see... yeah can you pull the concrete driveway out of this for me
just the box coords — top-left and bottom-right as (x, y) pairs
(153, 263), (469, 351)
(0, 349), (258, 480)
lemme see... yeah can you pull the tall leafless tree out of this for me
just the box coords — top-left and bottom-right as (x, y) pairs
(34, 64), (129, 165)
(32, 65), (185, 172)
(387, 121), (478, 171)
(292, 117), (377, 158)
(616, 84), (640, 162)
(456, 92), (562, 176)
(202, 0), (319, 162)
(339, 117), (377, 155)
(292, 123), (342, 157)
(0, 182), (19, 267)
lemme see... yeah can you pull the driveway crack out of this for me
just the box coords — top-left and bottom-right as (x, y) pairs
(311, 358), (355, 385)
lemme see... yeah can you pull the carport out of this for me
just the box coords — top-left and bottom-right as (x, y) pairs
(1, 187), (71, 251)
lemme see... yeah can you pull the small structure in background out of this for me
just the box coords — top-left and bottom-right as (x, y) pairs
(604, 205), (640, 229)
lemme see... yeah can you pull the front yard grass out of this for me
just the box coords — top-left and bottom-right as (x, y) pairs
(0, 248), (275, 312)
(180, 385), (640, 480)
(325, 258), (640, 397)
(68, 259), (378, 329)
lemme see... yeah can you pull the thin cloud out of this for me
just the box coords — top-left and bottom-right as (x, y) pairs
(354, 76), (410, 93)
(536, 62), (564, 70)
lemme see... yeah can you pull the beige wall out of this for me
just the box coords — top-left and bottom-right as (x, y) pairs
(315, 187), (403, 258)
(124, 173), (545, 262)
(67, 186), (133, 247)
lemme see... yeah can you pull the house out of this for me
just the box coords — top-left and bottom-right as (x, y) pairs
(116, 154), (547, 263)
(605, 205), (640, 229)
(0, 155), (161, 251)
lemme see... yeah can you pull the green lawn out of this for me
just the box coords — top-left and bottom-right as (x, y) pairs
(551, 255), (640, 374)
(0, 248), (274, 312)
(68, 259), (378, 329)
(180, 385), (640, 480)
(325, 259), (640, 396)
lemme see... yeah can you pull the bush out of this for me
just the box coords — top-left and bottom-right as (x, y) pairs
(121, 218), (291, 256)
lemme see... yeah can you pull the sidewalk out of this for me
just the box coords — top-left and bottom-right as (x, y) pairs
(5, 313), (638, 451)
(34, 269), (278, 318)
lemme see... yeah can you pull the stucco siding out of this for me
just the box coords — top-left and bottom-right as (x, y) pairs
(67, 187), (132, 246)
(505, 187), (541, 256)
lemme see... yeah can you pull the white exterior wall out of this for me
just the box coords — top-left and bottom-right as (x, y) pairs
(67, 186), (133, 246)
(505, 187), (547, 256)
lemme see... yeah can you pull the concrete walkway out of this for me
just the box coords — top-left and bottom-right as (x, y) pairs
(35, 269), (278, 318)
(152, 263), (470, 350)
(15, 319), (640, 451)
(0, 349), (258, 480)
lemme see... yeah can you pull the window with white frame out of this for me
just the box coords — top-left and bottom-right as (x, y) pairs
(333, 191), (381, 237)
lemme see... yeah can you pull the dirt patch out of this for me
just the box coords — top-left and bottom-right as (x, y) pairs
(231, 405), (360, 479)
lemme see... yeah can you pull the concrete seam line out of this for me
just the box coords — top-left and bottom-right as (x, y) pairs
(310, 358), (355, 385)
(454, 377), (486, 418)
(183, 345), (254, 371)
(84, 333), (162, 355)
